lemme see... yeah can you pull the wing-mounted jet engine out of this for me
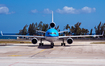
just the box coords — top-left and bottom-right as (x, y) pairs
(67, 38), (73, 44)
(31, 38), (38, 44)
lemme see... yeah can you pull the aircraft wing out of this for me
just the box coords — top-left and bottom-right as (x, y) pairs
(59, 33), (104, 39)
(1, 31), (45, 39)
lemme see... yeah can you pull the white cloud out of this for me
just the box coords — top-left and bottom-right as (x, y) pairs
(0, 5), (14, 14)
(31, 9), (38, 13)
(31, 8), (52, 14)
(56, 6), (96, 14)
(43, 8), (52, 14)
(0, 6), (9, 14)
(81, 6), (96, 13)
(57, 6), (76, 14)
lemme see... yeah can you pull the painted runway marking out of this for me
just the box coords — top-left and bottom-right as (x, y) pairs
(9, 62), (19, 66)
(39, 49), (46, 53)
(9, 55), (22, 57)
(30, 49), (46, 57)
(9, 49), (50, 57)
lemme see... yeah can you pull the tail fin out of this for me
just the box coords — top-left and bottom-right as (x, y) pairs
(52, 11), (53, 23)
(1, 31), (3, 36)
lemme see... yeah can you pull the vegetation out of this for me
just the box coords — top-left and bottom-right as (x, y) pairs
(94, 22), (105, 37)
(91, 42), (105, 44)
(19, 24), (28, 35)
(69, 22), (89, 35)
(19, 21), (105, 37)
(0, 41), (31, 43)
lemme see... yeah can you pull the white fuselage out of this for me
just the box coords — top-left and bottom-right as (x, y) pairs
(45, 37), (59, 43)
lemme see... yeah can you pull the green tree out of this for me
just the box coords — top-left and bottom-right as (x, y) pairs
(81, 28), (86, 35)
(70, 22), (89, 35)
(38, 21), (43, 30)
(19, 24), (28, 35)
(64, 24), (70, 35)
(55, 25), (60, 31)
(70, 26), (75, 34)
(94, 22), (101, 34)
(64, 24), (70, 30)
(90, 29), (93, 35)
(42, 23), (49, 31)
(28, 23), (36, 35)
(74, 22), (81, 35)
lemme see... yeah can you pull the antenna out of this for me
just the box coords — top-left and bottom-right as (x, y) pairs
(52, 11), (53, 22)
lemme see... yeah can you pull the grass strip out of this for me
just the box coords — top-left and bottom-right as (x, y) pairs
(91, 42), (105, 44)
(0, 41), (31, 44)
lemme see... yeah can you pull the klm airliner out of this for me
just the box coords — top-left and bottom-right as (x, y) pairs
(1, 11), (104, 48)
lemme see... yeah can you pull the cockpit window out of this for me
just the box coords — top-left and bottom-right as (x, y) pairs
(48, 33), (52, 34)
(48, 32), (56, 34)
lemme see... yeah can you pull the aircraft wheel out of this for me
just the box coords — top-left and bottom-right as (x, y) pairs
(51, 43), (54, 48)
(39, 43), (44, 46)
(51, 46), (53, 48)
(61, 43), (63, 46)
(42, 43), (44, 46)
(63, 43), (66, 46)
(61, 43), (65, 46)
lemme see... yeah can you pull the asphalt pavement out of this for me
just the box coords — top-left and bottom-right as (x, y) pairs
(0, 40), (105, 66)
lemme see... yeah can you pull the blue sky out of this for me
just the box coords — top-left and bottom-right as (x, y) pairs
(0, 0), (105, 33)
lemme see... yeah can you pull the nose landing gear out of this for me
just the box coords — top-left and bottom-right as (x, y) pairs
(51, 43), (54, 48)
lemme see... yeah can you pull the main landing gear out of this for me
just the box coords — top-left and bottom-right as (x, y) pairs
(61, 39), (66, 46)
(39, 39), (44, 46)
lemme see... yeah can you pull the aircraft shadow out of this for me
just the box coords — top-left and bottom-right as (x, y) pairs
(3, 43), (91, 49)
(37, 44), (91, 49)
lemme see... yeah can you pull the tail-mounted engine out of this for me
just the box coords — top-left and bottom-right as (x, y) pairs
(50, 22), (56, 28)
(67, 38), (73, 44)
(31, 38), (38, 44)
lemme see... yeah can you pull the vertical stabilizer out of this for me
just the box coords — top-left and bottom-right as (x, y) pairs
(50, 11), (55, 28)
(52, 11), (53, 22)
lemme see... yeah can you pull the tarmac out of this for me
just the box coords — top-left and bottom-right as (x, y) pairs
(0, 40), (105, 66)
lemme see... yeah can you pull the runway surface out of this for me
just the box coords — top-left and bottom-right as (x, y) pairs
(0, 40), (105, 66)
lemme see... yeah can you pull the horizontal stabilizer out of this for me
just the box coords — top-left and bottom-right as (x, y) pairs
(58, 30), (69, 33)
(36, 30), (46, 33)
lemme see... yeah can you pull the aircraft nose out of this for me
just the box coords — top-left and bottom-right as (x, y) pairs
(49, 34), (54, 37)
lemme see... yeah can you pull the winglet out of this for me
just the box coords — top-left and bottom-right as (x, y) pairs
(52, 11), (53, 22)
(1, 31), (3, 36)
(102, 31), (104, 36)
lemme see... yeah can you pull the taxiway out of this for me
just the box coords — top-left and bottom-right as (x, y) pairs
(0, 40), (105, 66)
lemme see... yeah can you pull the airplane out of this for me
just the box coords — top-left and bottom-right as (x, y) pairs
(1, 11), (104, 48)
